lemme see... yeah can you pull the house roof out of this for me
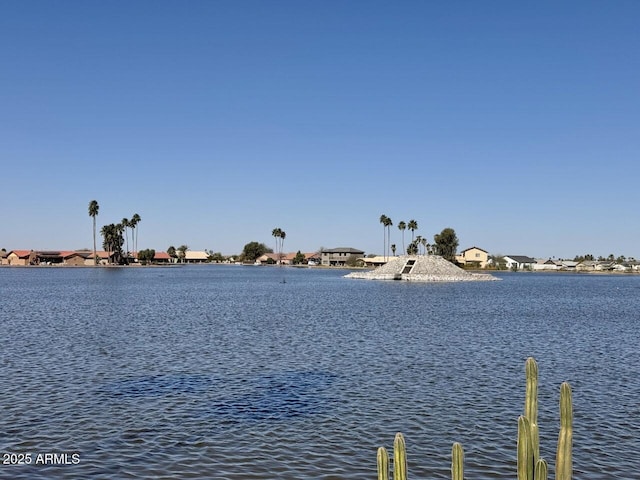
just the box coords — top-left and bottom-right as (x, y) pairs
(322, 247), (365, 254)
(461, 246), (488, 254)
(154, 252), (170, 260)
(7, 250), (32, 258)
(185, 251), (209, 260)
(64, 251), (92, 259)
(505, 255), (536, 263)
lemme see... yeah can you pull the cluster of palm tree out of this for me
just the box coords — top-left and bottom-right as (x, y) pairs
(380, 215), (421, 257)
(271, 227), (287, 264)
(379, 215), (393, 260)
(408, 235), (432, 255)
(88, 200), (142, 265)
(99, 223), (125, 264)
(120, 214), (142, 258)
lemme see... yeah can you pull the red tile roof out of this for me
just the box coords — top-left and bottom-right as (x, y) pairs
(8, 250), (32, 258)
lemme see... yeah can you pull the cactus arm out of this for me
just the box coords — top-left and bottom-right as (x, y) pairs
(525, 357), (540, 465)
(556, 382), (573, 480)
(451, 442), (464, 480)
(518, 415), (534, 480)
(393, 432), (407, 480)
(377, 447), (389, 480)
(535, 459), (548, 480)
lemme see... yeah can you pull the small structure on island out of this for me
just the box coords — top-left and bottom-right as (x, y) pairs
(345, 255), (498, 282)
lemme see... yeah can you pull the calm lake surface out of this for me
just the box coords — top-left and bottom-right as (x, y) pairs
(1, 266), (638, 479)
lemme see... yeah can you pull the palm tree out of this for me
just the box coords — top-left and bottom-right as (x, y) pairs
(177, 245), (188, 263)
(384, 216), (393, 260)
(408, 219), (418, 244)
(88, 200), (99, 265)
(397, 221), (406, 255)
(379, 215), (388, 260)
(167, 245), (177, 263)
(131, 213), (141, 255)
(391, 244), (396, 256)
(280, 231), (286, 264)
(416, 235), (423, 255)
(121, 218), (130, 257)
(272, 228), (282, 263)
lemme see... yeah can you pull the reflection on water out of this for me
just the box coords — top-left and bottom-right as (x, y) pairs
(1, 266), (639, 479)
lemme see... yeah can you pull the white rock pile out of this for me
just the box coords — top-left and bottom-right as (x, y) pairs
(345, 255), (498, 282)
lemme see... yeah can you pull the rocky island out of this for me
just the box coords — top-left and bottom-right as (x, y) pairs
(345, 255), (498, 282)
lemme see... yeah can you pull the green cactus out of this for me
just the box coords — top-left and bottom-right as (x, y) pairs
(556, 382), (573, 480)
(451, 442), (464, 480)
(393, 432), (407, 480)
(374, 358), (573, 480)
(518, 415), (534, 480)
(525, 357), (540, 465)
(377, 447), (389, 480)
(535, 459), (549, 480)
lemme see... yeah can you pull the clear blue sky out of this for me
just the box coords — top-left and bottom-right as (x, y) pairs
(2, 1), (639, 259)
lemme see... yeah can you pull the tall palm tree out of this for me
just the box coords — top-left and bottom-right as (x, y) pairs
(121, 218), (130, 257)
(379, 215), (388, 261)
(397, 221), (406, 255)
(131, 213), (141, 255)
(272, 228), (282, 264)
(408, 219), (418, 244)
(88, 200), (99, 265)
(384, 216), (393, 260)
(279, 230), (286, 264)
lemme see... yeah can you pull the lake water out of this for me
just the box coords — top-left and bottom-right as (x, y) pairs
(0, 266), (638, 479)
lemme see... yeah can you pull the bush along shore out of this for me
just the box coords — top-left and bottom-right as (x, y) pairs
(376, 357), (572, 480)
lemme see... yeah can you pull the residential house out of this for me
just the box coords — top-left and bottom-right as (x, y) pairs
(456, 247), (489, 269)
(576, 260), (614, 272)
(184, 251), (209, 263)
(256, 253), (280, 265)
(5, 250), (35, 265)
(320, 247), (365, 266)
(503, 255), (536, 270)
(63, 251), (93, 266)
(153, 252), (172, 264)
(556, 260), (578, 271)
(305, 252), (321, 265)
(533, 259), (559, 271)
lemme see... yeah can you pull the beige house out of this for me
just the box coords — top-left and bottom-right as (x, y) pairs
(321, 247), (365, 266)
(184, 251), (209, 263)
(5, 250), (35, 265)
(455, 247), (489, 269)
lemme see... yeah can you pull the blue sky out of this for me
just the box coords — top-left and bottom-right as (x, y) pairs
(2, 1), (639, 259)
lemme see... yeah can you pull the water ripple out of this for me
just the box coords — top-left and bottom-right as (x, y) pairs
(1, 268), (639, 478)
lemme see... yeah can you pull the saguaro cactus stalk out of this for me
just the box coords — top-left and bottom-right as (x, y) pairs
(556, 382), (573, 480)
(451, 442), (464, 480)
(393, 432), (407, 480)
(377, 447), (389, 480)
(525, 357), (540, 464)
(518, 415), (534, 480)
